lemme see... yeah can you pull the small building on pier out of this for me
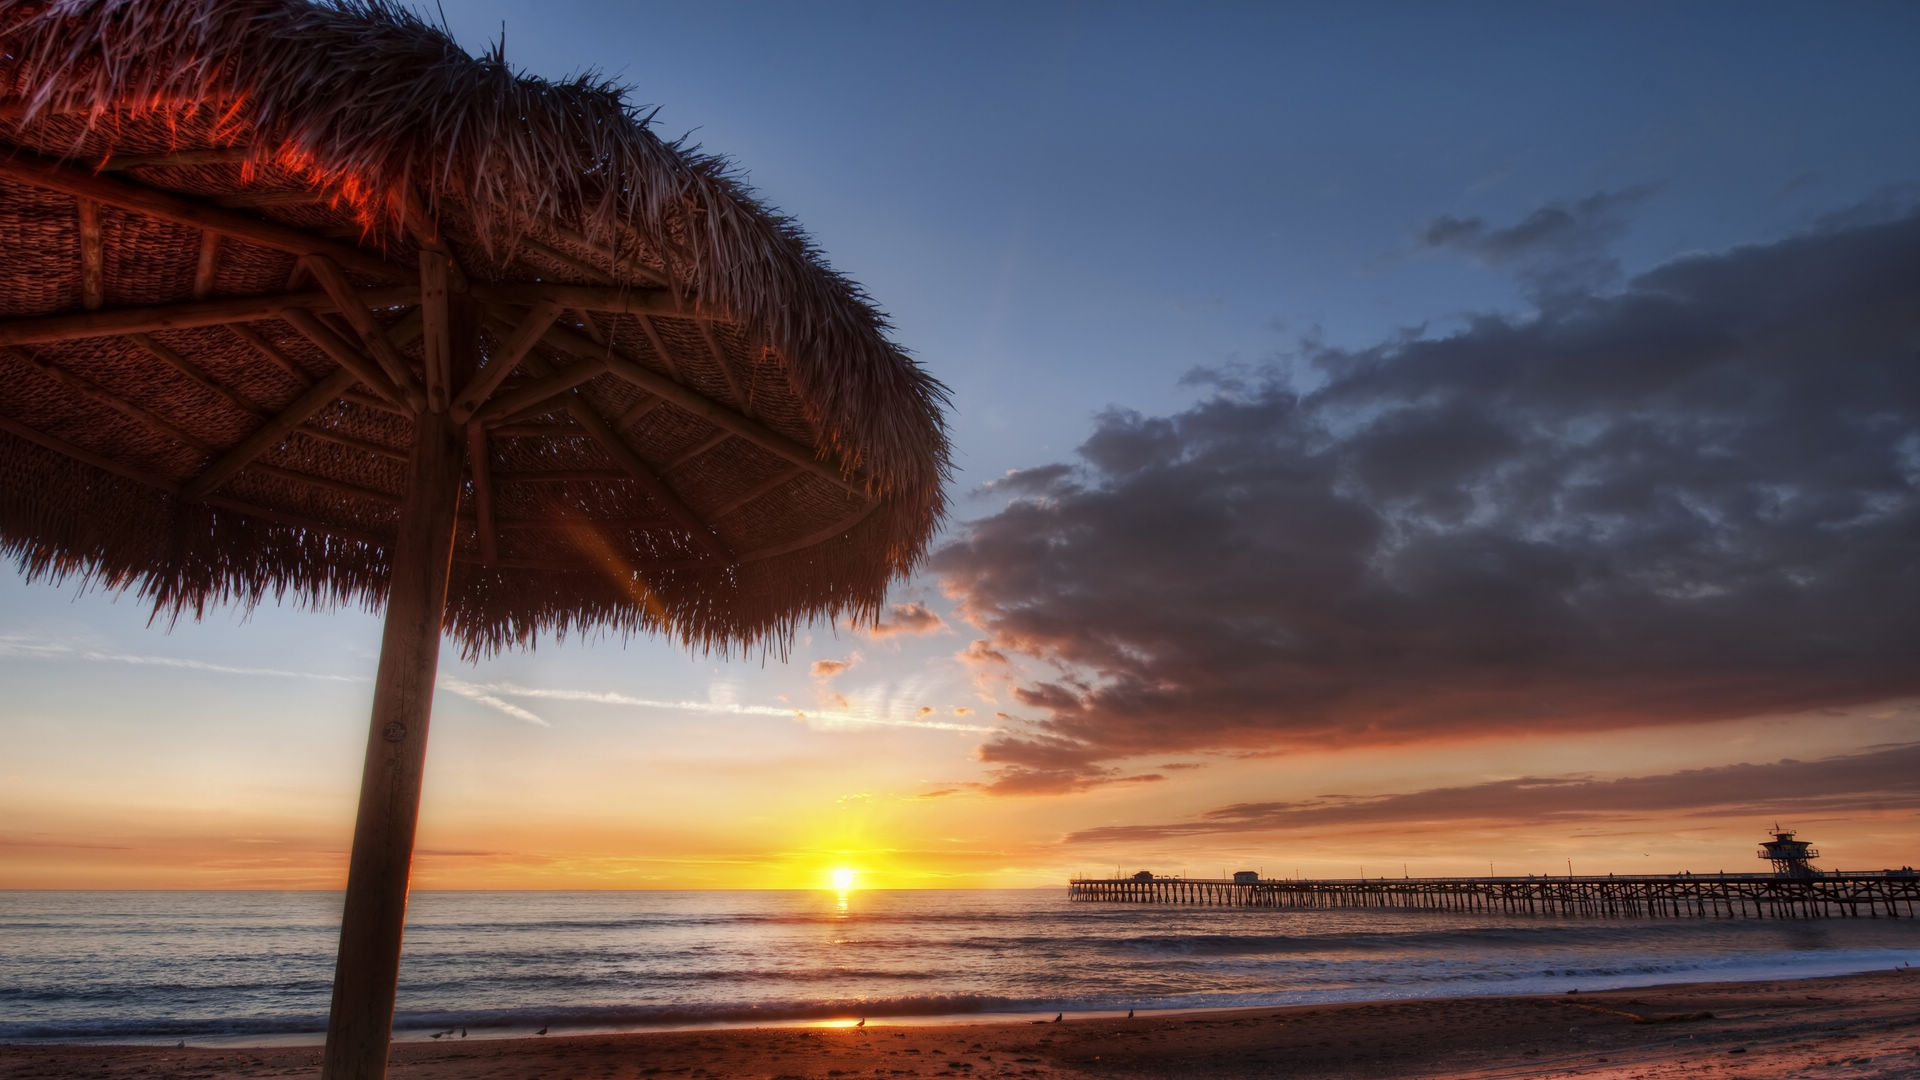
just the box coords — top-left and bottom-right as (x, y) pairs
(1758, 828), (1821, 879)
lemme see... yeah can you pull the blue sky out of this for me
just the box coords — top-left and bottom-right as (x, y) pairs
(5, 2), (1918, 887)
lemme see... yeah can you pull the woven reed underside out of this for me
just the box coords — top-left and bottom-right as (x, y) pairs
(0, 100), (943, 657)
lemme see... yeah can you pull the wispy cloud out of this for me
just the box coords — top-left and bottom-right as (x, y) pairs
(437, 678), (550, 727)
(0, 633), (999, 734)
(453, 679), (1004, 734)
(0, 634), (364, 682)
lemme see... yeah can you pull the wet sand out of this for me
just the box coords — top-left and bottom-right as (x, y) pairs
(4, 968), (1915, 1079)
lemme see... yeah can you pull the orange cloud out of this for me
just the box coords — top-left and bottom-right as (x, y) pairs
(866, 601), (947, 638)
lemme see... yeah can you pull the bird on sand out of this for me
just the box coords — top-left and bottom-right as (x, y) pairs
(460, 1028), (468, 1038)
(430, 1032), (444, 1040)
(1053, 1013), (1063, 1023)
(536, 1026), (548, 1036)
(175, 1041), (185, 1049)
(1126, 1009), (1134, 1019)
(855, 1018), (866, 1028)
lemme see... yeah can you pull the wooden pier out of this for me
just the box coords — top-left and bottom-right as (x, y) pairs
(1068, 872), (1918, 919)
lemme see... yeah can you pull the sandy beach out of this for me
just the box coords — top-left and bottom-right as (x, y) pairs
(4, 968), (1914, 1080)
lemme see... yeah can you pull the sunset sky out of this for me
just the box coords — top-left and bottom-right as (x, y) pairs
(4, 2), (1918, 890)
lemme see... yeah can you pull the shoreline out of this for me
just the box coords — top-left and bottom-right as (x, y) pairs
(21, 954), (1916, 1050)
(5, 967), (1915, 1079)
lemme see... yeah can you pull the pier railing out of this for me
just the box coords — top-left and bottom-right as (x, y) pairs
(1067, 871), (1917, 919)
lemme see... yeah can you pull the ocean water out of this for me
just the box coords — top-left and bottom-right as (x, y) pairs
(2, 889), (1917, 1045)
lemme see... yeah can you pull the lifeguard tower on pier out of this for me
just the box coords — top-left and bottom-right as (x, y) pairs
(1758, 827), (1821, 879)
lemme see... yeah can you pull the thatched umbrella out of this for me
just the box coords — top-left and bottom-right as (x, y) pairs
(0, 1), (948, 1075)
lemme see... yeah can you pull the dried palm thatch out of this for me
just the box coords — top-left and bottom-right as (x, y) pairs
(0, 0), (950, 657)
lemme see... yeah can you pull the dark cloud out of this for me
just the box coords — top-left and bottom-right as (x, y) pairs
(1067, 743), (1920, 845)
(867, 601), (947, 638)
(935, 208), (1920, 791)
(1417, 187), (1656, 298)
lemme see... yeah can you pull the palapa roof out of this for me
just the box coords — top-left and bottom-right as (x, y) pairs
(0, 0), (950, 656)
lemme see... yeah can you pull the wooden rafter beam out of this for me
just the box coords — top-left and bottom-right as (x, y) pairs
(467, 423), (498, 566)
(708, 465), (801, 520)
(213, 189), (331, 209)
(451, 301), (561, 422)
(0, 413), (180, 492)
(469, 282), (689, 319)
(100, 148), (251, 172)
(493, 468), (628, 484)
(250, 462), (399, 505)
(519, 237), (616, 285)
(1, 345), (210, 452)
(537, 322), (867, 498)
(0, 286), (417, 347)
(182, 368), (359, 500)
(130, 332), (267, 418)
(616, 395), (664, 431)
(280, 308), (407, 409)
(470, 356), (607, 424)
(697, 320), (745, 407)
(0, 145), (400, 281)
(561, 394), (732, 560)
(303, 255), (421, 406)
(544, 223), (671, 287)
(340, 389), (408, 415)
(76, 198), (104, 310)
(664, 430), (732, 472)
(224, 322), (310, 385)
(739, 501), (881, 564)
(571, 309), (609, 346)
(490, 422), (587, 438)
(192, 232), (221, 300)
(297, 425), (406, 461)
(634, 314), (682, 380)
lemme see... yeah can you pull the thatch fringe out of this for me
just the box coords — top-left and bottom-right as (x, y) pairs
(2, 428), (910, 657)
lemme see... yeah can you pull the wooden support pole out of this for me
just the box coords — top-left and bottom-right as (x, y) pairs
(417, 253), (452, 415)
(77, 199), (104, 310)
(320, 394), (468, 1080)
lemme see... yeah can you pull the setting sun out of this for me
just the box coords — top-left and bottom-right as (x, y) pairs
(830, 868), (857, 892)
